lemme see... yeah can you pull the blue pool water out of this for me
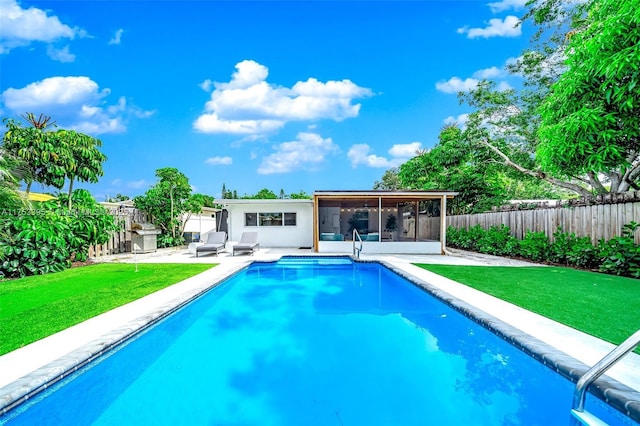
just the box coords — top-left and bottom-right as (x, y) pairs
(1, 257), (637, 425)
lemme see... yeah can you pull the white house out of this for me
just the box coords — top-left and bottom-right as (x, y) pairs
(214, 190), (457, 255)
(214, 198), (314, 248)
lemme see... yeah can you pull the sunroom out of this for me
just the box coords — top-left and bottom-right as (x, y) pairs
(313, 190), (457, 255)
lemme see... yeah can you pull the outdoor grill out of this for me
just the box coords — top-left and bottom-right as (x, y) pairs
(131, 222), (161, 253)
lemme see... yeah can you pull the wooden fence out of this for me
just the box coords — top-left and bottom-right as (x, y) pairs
(423, 200), (640, 245)
(88, 207), (148, 257)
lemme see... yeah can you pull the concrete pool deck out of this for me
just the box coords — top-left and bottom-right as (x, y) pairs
(1, 247), (639, 419)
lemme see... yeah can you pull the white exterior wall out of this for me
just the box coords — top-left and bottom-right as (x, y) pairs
(182, 213), (217, 241)
(224, 200), (313, 248)
(317, 241), (441, 254)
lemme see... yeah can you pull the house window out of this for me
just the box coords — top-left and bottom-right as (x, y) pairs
(244, 212), (297, 226)
(284, 212), (297, 226)
(245, 213), (257, 226)
(259, 212), (283, 226)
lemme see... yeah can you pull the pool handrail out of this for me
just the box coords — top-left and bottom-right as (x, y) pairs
(570, 328), (640, 425)
(352, 229), (363, 258)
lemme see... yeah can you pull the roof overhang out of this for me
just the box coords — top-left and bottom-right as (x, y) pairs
(313, 190), (458, 199)
(213, 199), (314, 206)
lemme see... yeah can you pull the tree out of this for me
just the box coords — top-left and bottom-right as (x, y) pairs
(107, 193), (130, 203)
(55, 129), (107, 208)
(243, 188), (278, 199)
(2, 113), (68, 193)
(455, 0), (640, 196)
(459, 82), (593, 197)
(537, 0), (640, 192)
(435, 0), (640, 198)
(399, 125), (509, 214)
(133, 167), (192, 243)
(2, 113), (107, 206)
(180, 193), (208, 235)
(399, 124), (567, 213)
(289, 190), (311, 199)
(373, 168), (402, 190)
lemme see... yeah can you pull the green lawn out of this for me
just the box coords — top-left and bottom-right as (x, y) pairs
(0, 263), (214, 355)
(415, 264), (640, 348)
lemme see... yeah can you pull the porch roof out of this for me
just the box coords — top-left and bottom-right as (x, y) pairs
(313, 190), (458, 199)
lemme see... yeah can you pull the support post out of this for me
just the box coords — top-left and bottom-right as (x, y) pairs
(440, 195), (448, 255)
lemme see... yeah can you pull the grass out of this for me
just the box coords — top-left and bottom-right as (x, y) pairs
(415, 264), (640, 348)
(0, 263), (214, 355)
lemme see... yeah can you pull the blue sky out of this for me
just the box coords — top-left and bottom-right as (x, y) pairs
(0, 0), (532, 201)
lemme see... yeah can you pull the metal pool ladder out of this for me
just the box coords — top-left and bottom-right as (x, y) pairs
(352, 229), (363, 258)
(570, 329), (640, 425)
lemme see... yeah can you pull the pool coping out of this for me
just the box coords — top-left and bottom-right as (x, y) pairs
(0, 254), (639, 423)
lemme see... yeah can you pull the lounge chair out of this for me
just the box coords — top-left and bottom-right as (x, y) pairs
(195, 232), (227, 257)
(233, 232), (259, 256)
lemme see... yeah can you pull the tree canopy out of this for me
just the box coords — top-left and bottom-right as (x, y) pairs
(133, 167), (193, 242)
(537, 0), (640, 192)
(2, 114), (66, 193)
(400, 0), (640, 202)
(2, 113), (107, 206)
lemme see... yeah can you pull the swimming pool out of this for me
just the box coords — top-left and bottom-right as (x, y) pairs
(0, 257), (637, 425)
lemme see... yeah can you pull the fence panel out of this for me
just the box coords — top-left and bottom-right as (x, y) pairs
(442, 200), (640, 245)
(89, 208), (146, 258)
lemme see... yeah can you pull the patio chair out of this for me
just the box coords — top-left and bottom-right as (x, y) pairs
(232, 231), (260, 256)
(195, 232), (227, 257)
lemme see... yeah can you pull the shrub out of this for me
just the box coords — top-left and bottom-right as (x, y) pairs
(514, 230), (551, 262)
(597, 222), (640, 278)
(447, 222), (640, 277)
(477, 224), (519, 257)
(0, 210), (71, 277)
(0, 190), (119, 278)
(446, 225), (485, 251)
(157, 233), (185, 249)
(548, 228), (572, 264)
(566, 236), (599, 269)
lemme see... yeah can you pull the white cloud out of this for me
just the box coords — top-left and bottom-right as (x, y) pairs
(388, 142), (422, 158)
(108, 29), (124, 45)
(487, 0), (526, 13)
(194, 113), (285, 135)
(0, 0), (81, 54)
(496, 81), (513, 91)
(126, 180), (148, 189)
(205, 156), (233, 166)
(2, 76), (104, 109)
(257, 132), (339, 174)
(435, 77), (480, 94)
(46, 44), (75, 62)
(194, 60), (373, 135)
(1, 76), (154, 135)
(458, 16), (521, 39)
(199, 79), (213, 92)
(472, 66), (504, 79)
(347, 142), (421, 168)
(216, 60), (268, 90)
(443, 113), (470, 127)
(437, 56), (516, 95)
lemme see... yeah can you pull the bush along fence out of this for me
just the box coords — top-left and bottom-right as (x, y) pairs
(446, 222), (640, 278)
(446, 200), (640, 245)
(0, 191), (124, 278)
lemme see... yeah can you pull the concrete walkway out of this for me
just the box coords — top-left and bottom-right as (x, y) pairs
(1, 247), (639, 415)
